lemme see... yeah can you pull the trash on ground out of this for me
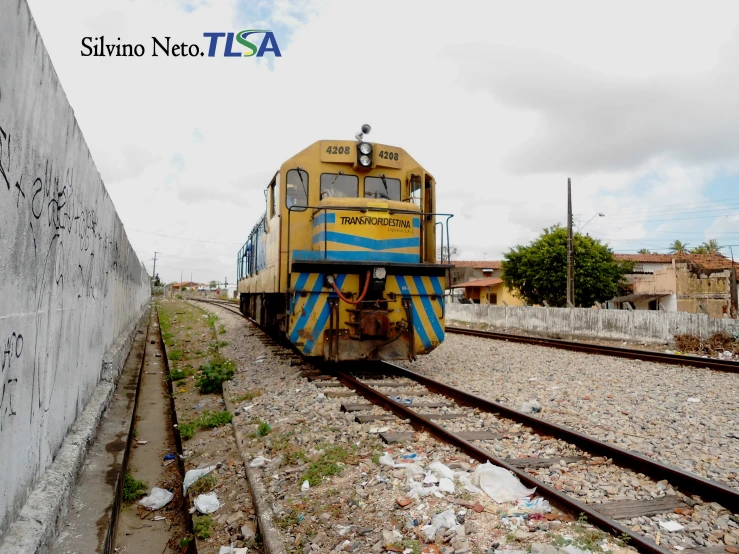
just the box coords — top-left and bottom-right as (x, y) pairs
(183, 465), (217, 493)
(516, 497), (551, 513)
(139, 487), (174, 510)
(687, 397), (701, 403)
(521, 400), (542, 413)
(163, 453), (175, 461)
(378, 453), (395, 467)
(153, 516), (166, 521)
(194, 491), (221, 514)
(437, 477), (455, 493)
(428, 461), (454, 480)
(301, 480), (310, 491)
(249, 456), (270, 467)
(472, 461), (536, 503)
(135, 440), (148, 445)
(659, 520), (684, 532)
(218, 547), (248, 554)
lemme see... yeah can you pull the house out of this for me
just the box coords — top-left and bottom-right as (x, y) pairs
(611, 253), (738, 318)
(449, 260), (523, 306)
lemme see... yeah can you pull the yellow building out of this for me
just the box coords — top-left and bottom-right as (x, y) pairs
(449, 261), (523, 306)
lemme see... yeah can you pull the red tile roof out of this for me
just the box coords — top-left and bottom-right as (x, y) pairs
(614, 253), (738, 270)
(453, 260), (502, 269)
(451, 277), (503, 288)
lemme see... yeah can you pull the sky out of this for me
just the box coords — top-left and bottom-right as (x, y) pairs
(25, 0), (739, 284)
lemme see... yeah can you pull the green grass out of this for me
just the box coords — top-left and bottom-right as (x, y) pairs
(300, 445), (351, 487)
(199, 410), (233, 428)
(122, 470), (148, 501)
(257, 421), (272, 436)
(193, 515), (212, 539)
(234, 389), (262, 402)
(178, 410), (232, 441)
(189, 474), (217, 496)
(168, 349), (183, 361)
(178, 422), (197, 440)
(195, 358), (236, 393)
(168, 365), (194, 381)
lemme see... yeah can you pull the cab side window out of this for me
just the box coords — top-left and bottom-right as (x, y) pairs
(286, 169), (309, 211)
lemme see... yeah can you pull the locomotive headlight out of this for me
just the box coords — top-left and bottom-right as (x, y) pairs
(357, 142), (373, 168)
(373, 267), (386, 280)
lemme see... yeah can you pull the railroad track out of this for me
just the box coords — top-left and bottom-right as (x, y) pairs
(446, 325), (739, 374)
(194, 298), (739, 554)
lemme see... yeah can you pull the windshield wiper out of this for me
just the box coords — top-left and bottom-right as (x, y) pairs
(295, 166), (308, 201)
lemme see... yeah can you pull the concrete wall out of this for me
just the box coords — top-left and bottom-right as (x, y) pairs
(0, 0), (150, 540)
(446, 303), (739, 343)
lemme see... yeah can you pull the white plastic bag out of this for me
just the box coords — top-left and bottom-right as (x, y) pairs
(423, 471), (439, 484)
(437, 477), (455, 493)
(471, 462), (536, 503)
(183, 465), (217, 494)
(219, 547), (248, 554)
(378, 453), (395, 467)
(404, 463), (426, 477)
(139, 487), (174, 510)
(421, 524), (437, 540)
(456, 472), (481, 494)
(431, 508), (457, 530)
(408, 481), (437, 498)
(428, 461), (455, 480)
(194, 491), (221, 514)
(301, 480), (310, 491)
(250, 456), (269, 467)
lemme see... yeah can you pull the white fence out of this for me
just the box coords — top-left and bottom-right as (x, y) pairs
(445, 303), (739, 343)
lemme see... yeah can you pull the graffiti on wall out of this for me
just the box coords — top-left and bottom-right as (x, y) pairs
(0, 110), (140, 436)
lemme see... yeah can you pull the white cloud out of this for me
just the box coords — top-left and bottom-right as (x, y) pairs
(25, 0), (739, 281)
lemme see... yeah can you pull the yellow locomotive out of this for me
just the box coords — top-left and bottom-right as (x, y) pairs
(236, 125), (453, 361)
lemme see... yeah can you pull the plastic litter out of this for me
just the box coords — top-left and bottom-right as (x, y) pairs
(423, 471), (439, 484)
(378, 453), (395, 467)
(163, 453), (175, 461)
(516, 497), (551, 513)
(472, 461), (536, 503)
(194, 491), (220, 514)
(388, 395), (412, 404)
(409, 481), (437, 498)
(404, 463), (426, 478)
(438, 477), (455, 493)
(218, 546), (248, 554)
(687, 397), (701, 403)
(659, 520), (684, 532)
(139, 487), (174, 510)
(432, 508), (457, 529)
(521, 400), (542, 413)
(400, 453), (418, 460)
(301, 480), (310, 491)
(183, 465), (217, 494)
(249, 456), (270, 467)
(428, 461), (455, 480)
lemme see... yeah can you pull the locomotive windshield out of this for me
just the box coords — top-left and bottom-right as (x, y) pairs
(365, 176), (400, 201)
(286, 169), (309, 210)
(320, 173), (358, 198)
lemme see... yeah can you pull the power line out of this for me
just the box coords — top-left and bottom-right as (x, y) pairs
(128, 228), (243, 245)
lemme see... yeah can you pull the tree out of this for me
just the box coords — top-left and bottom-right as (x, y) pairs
(501, 226), (631, 307)
(669, 240), (689, 255)
(637, 248), (652, 255)
(438, 245), (459, 263)
(154, 273), (161, 286)
(209, 280), (218, 289)
(690, 239), (720, 255)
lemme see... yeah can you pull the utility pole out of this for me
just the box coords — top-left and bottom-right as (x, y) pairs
(567, 178), (574, 307)
(152, 251), (159, 278)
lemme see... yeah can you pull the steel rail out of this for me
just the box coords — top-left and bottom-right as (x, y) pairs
(334, 371), (672, 554)
(446, 326), (739, 373)
(378, 362), (739, 513)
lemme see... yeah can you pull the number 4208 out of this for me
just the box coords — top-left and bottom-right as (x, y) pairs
(326, 145), (351, 155)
